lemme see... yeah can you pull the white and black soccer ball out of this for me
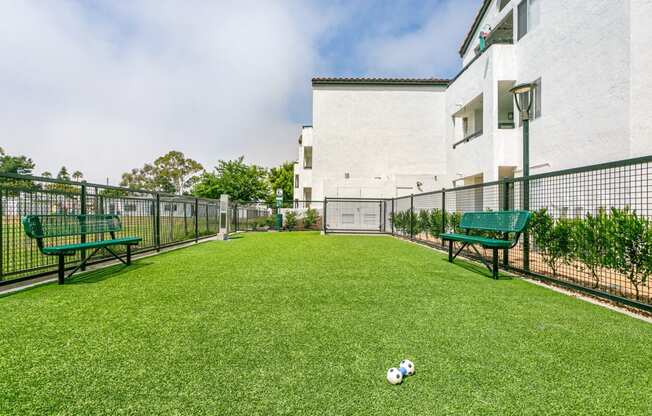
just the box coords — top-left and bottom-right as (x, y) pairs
(386, 367), (403, 385)
(399, 359), (415, 376)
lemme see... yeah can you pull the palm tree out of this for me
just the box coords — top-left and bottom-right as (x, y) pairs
(72, 170), (83, 181)
(41, 171), (52, 178)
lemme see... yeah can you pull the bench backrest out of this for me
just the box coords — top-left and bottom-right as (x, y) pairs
(459, 211), (531, 234)
(22, 214), (123, 239)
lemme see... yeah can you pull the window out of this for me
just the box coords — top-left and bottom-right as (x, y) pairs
(294, 174), (299, 188)
(534, 78), (542, 118)
(517, 0), (527, 40)
(303, 146), (312, 169)
(518, 0), (540, 40)
(303, 187), (312, 201)
(499, 0), (511, 11)
(462, 117), (469, 137)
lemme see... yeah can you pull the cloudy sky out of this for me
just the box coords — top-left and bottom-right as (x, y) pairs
(0, 0), (480, 184)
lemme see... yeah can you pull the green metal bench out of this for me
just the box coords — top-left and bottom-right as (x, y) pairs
(440, 211), (531, 279)
(22, 214), (142, 284)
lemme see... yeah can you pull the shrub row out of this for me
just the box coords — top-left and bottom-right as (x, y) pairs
(530, 207), (652, 300)
(390, 209), (461, 237)
(392, 207), (652, 301)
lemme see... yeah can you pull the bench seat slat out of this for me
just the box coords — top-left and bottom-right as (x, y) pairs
(42, 237), (142, 255)
(439, 233), (511, 248)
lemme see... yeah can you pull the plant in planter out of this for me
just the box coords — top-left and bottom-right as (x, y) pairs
(416, 209), (430, 237)
(303, 208), (318, 229)
(530, 209), (575, 277)
(572, 209), (610, 288)
(428, 208), (443, 238)
(603, 207), (652, 300)
(285, 211), (297, 231)
(446, 211), (462, 233)
(391, 211), (406, 235)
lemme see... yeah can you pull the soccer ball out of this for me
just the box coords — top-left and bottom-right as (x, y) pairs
(399, 359), (415, 376)
(386, 367), (403, 385)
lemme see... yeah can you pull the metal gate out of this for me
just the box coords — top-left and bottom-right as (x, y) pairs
(324, 198), (390, 234)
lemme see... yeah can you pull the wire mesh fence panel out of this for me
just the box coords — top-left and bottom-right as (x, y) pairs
(509, 158), (652, 308)
(0, 174), (221, 284)
(324, 198), (387, 233)
(231, 201), (325, 232)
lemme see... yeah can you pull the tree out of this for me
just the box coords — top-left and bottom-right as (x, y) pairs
(72, 171), (84, 181)
(57, 166), (71, 181)
(0, 147), (35, 175)
(267, 161), (295, 204)
(120, 151), (203, 194)
(41, 171), (52, 178)
(0, 147), (36, 190)
(193, 156), (269, 202)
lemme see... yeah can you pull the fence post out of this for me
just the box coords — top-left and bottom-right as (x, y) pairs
(155, 193), (161, 251)
(0, 188), (3, 279)
(502, 178), (510, 269)
(391, 199), (395, 236)
(205, 202), (210, 234)
(323, 198), (328, 234)
(195, 198), (199, 243)
(183, 201), (188, 237)
(80, 182), (87, 271)
(441, 188), (446, 239)
(523, 180), (530, 273)
(410, 194), (414, 240)
(379, 201), (383, 232)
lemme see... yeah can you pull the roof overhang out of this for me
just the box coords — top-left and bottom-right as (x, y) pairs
(312, 77), (449, 87)
(458, 0), (492, 58)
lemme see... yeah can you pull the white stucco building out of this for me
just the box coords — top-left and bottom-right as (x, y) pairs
(294, 0), (652, 202)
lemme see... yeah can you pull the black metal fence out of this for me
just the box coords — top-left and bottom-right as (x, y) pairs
(324, 156), (652, 312)
(230, 200), (324, 232)
(0, 173), (222, 285)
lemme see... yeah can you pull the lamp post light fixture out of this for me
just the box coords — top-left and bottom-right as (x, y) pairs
(510, 82), (536, 272)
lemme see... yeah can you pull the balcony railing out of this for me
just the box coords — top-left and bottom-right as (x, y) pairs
(453, 130), (483, 149)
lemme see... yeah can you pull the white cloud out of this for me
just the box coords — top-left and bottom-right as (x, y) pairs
(0, 0), (331, 183)
(0, 0), (478, 184)
(355, 0), (480, 78)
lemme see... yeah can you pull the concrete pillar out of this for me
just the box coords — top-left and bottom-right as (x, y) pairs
(217, 194), (229, 240)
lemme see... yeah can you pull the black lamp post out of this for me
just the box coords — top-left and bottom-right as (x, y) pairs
(510, 82), (535, 271)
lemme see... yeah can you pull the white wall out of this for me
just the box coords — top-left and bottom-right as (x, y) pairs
(447, 0), (651, 185)
(299, 0), (652, 199)
(293, 126), (313, 201)
(515, 0), (632, 175)
(630, 0), (652, 157)
(312, 84), (448, 200)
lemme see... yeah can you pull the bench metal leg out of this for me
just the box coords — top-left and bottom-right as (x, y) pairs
(126, 245), (132, 265)
(503, 248), (509, 270)
(492, 249), (499, 279)
(58, 255), (65, 285)
(448, 240), (453, 262)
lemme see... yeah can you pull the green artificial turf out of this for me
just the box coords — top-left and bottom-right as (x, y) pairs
(1, 232), (651, 415)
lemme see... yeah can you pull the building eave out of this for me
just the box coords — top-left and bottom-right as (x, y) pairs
(458, 0), (492, 58)
(312, 77), (449, 87)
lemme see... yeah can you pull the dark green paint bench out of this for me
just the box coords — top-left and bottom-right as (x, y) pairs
(440, 211), (531, 279)
(22, 214), (142, 284)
